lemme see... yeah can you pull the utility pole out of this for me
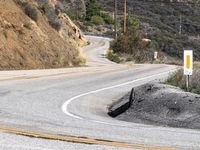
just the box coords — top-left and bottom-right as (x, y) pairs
(114, 0), (117, 39)
(123, 0), (127, 33)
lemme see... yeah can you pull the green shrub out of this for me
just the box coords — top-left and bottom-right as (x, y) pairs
(91, 16), (105, 25)
(24, 3), (38, 22)
(65, 9), (85, 21)
(40, 2), (51, 15)
(126, 15), (140, 32)
(49, 20), (61, 31)
(100, 12), (113, 24)
(166, 69), (200, 94)
(166, 70), (184, 87)
(85, 0), (101, 21)
(110, 16), (143, 55)
(72, 56), (86, 66)
(107, 50), (120, 63)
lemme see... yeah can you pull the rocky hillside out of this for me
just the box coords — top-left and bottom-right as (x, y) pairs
(0, 0), (86, 70)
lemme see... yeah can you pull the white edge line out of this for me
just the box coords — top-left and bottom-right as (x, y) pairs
(61, 68), (177, 122)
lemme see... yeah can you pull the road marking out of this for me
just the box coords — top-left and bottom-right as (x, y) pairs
(62, 68), (177, 121)
(0, 66), (126, 82)
(0, 126), (178, 150)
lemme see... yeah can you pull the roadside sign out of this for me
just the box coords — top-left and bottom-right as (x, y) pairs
(184, 50), (193, 76)
(154, 51), (158, 60)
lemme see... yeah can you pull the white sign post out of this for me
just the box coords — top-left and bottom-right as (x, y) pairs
(154, 51), (158, 60)
(184, 50), (193, 91)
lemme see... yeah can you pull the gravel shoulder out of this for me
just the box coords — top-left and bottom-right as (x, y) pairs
(110, 83), (200, 130)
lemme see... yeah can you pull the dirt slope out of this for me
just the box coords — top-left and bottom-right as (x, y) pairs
(0, 0), (86, 70)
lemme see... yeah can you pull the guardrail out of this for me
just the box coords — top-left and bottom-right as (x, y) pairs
(108, 88), (135, 117)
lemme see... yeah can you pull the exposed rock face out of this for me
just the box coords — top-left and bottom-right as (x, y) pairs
(58, 13), (87, 47)
(0, 0), (85, 70)
(35, 0), (87, 47)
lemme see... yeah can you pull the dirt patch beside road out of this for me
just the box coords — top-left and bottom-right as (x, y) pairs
(111, 83), (200, 129)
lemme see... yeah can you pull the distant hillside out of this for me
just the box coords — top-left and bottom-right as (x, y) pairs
(99, 0), (200, 35)
(99, 0), (200, 61)
(0, 0), (86, 70)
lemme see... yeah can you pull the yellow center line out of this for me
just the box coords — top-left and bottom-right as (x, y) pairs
(0, 66), (129, 82)
(0, 126), (179, 150)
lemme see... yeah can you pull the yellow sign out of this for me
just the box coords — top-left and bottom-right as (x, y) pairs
(186, 55), (190, 69)
(184, 50), (193, 75)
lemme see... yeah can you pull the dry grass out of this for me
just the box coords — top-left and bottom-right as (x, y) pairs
(166, 63), (200, 94)
(107, 50), (121, 63)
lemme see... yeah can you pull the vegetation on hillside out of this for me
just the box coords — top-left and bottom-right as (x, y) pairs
(110, 16), (156, 63)
(24, 3), (38, 22)
(85, 0), (113, 25)
(65, 0), (113, 26)
(100, 0), (200, 62)
(166, 63), (200, 94)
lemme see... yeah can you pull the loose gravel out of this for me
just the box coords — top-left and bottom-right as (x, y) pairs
(116, 83), (200, 129)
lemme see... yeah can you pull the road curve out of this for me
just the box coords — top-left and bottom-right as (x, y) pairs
(0, 36), (199, 150)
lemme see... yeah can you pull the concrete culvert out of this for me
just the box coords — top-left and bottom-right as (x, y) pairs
(110, 83), (200, 129)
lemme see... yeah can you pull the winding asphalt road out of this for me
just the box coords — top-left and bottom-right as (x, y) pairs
(0, 36), (199, 150)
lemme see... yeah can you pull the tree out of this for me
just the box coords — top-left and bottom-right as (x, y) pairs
(126, 15), (140, 33)
(85, 0), (101, 21)
(91, 15), (105, 25)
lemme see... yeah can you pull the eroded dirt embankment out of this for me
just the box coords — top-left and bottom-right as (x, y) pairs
(109, 83), (200, 129)
(0, 0), (87, 70)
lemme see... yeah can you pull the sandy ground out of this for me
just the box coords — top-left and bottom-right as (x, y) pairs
(115, 83), (200, 130)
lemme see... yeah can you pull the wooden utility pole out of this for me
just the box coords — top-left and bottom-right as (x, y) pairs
(123, 0), (127, 33)
(114, 0), (117, 39)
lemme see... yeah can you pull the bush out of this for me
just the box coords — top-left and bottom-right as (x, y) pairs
(100, 12), (113, 25)
(40, 2), (51, 15)
(111, 16), (142, 54)
(65, 9), (85, 21)
(39, 2), (61, 31)
(166, 69), (200, 94)
(24, 3), (38, 22)
(107, 50), (120, 63)
(91, 16), (105, 25)
(49, 20), (61, 31)
(166, 70), (185, 88)
(85, 0), (101, 21)
(126, 15), (140, 32)
(72, 56), (86, 66)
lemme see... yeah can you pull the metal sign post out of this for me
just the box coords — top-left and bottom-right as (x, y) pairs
(184, 50), (193, 92)
(186, 75), (190, 92)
